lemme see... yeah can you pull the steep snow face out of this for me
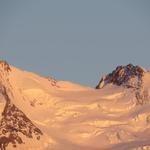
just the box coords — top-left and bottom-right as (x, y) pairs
(0, 61), (150, 150)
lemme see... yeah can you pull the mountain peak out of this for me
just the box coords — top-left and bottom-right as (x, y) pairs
(96, 64), (147, 89)
(0, 60), (11, 72)
(0, 62), (150, 149)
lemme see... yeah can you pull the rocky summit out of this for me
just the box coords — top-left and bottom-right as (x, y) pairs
(96, 64), (147, 89)
(0, 61), (150, 150)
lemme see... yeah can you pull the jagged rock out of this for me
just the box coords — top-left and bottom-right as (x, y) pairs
(96, 64), (150, 105)
(0, 60), (11, 72)
(96, 64), (146, 89)
(47, 77), (60, 88)
(0, 85), (43, 149)
(135, 89), (150, 105)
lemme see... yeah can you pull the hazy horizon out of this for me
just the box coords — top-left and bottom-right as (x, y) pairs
(0, 0), (150, 86)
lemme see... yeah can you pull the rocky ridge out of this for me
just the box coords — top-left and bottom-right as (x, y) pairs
(0, 61), (43, 150)
(96, 64), (150, 105)
(96, 64), (147, 89)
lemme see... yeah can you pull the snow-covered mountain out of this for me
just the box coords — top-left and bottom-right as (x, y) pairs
(0, 61), (150, 150)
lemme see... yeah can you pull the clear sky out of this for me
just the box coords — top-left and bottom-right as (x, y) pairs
(0, 0), (150, 86)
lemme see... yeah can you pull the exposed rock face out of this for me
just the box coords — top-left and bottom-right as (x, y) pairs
(0, 60), (43, 149)
(96, 64), (147, 89)
(0, 60), (11, 73)
(47, 77), (60, 88)
(96, 64), (150, 105)
(0, 102), (43, 149)
(135, 89), (150, 105)
(0, 83), (43, 149)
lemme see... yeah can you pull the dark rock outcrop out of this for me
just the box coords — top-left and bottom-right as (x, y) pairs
(0, 60), (11, 72)
(47, 77), (60, 88)
(96, 64), (146, 89)
(0, 85), (43, 150)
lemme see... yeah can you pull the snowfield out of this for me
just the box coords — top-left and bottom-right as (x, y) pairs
(0, 61), (150, 150)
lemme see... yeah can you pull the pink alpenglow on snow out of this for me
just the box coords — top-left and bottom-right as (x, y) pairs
(0, 61), (150, 150)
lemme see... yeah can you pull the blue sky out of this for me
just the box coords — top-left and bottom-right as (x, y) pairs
(0, 0), (150, 86)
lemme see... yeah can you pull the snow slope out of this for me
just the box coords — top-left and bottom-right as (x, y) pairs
(0, 61), (150, 150)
